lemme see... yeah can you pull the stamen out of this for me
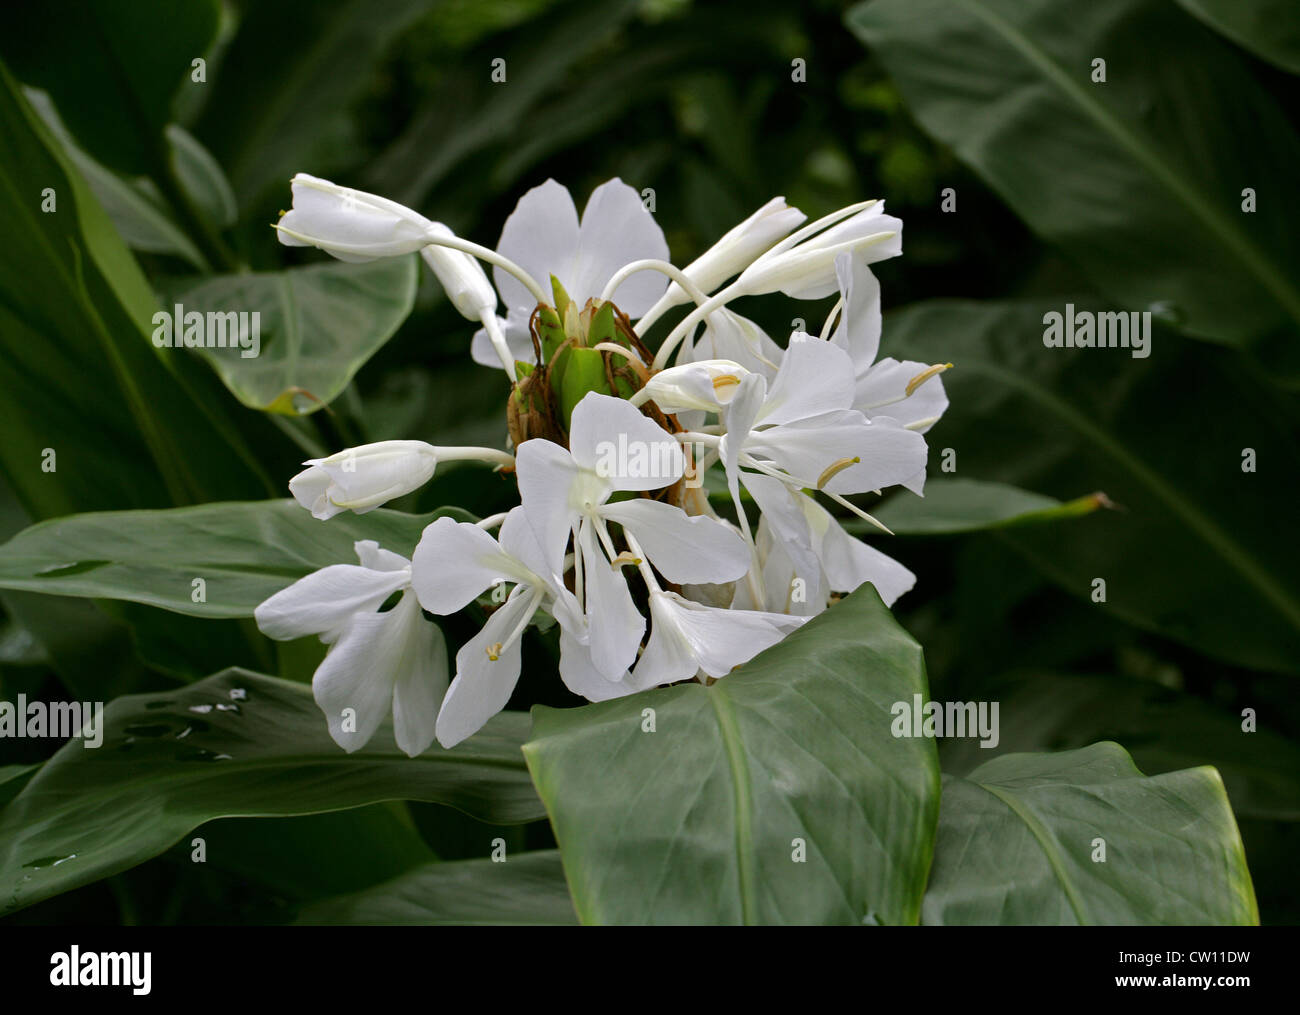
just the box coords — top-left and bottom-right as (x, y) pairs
(485, 642), (503, 662)
(905, 363), (953, 397)
(817, 456), (861, 489)
(609, 551), (643, 569)
(712, 374), (742, 394)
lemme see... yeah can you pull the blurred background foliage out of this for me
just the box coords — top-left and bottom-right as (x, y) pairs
(0, 0), (1297, 924)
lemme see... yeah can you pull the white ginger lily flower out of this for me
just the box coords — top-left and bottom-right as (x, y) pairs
(827, 252), (949, 434)
(471, 178), (670, 368)
(254, 541), (447, 757)
(411, 508), (637, 747)
(637, 358), (750, 415)
(514, 393), (750, 678)
(716, 338), (928, 509)
(275, 173), (436, 262)
(290, 440), (515, 520)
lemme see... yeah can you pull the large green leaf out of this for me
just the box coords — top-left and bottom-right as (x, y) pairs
(298, 850), (578, 925)
(922, 743), (1258, 924)
(0, 63), (269, 519)
(883, 299), (1300, 674)
(0, 0), (219, 174)
(522, 586), (940, 925)
(848, 0), (1300, 349)
(0, 669), (544, 914)
(1175, 0), (1300, 74)
(156, 257), (418, 415)
(0, 501), (468, 619)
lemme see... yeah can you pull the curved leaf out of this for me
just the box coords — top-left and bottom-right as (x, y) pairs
(522, 586), (940, 925)
(1175, 0), (1300, 74)
(865, 478), (1108, 535)
(0, 669), (544, 914)
(155, 257), (418, 415)
(923, 742), (1258, 925)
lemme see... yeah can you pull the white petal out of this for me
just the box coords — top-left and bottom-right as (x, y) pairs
(817, 511), (915, 606)
(830, 252), (881, 370)
(568, 392), (683, 491)
(277, 174), (434, 262)
(435, 590), (537, 748)
(747, 409), (927, 495)
(854, 357), (949, 432)
(494, 179), (581, 315)
(470, 311), (535, 370)
(556, 625), (636, 702)
(571, 178), (670, 316)
(254, 564), (408, 641)
(742, 474), (823, 601)
(640, 359), (748, 414)
(514, 437), (584, 577)
(496, 506), (553, 586)
(288, 465), (340, 520)
(411, 516), (519, 615)
(760, 336), (856, 425)
(310, 440), (439, 514)
(578, 519), (645, 678)
(720, 373), (767, 505)
(389, 594), (451, 756)
(354, 539), (410, 573)
(675, 196), (806, 298)
(686, 309), (783, 381)
(600, 498), (749, 584)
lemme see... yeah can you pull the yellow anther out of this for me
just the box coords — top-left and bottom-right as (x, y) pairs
(609, 551), (643, 569)
(817, 456), (861, 489)
(906, 363), (953, 397)
(485, 642), (503, 662)
(711, 374), (742, 393)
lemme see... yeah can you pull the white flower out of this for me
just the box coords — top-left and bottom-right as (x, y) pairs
(718, 338), (928, 502)
(289, 441), (439, 519)
(421, 223), (497, 322)
(471, 178), (669, 368)
(514, 393), (750, 677)
(736, 201), (902, 300)
(254, 541), (447, 757)
(276, 173), (436, 262)
(411, 508), (643, 746)
(828, 252), (949, 433)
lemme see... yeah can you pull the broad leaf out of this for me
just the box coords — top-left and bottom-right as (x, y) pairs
(922, 742), (1258, 925)
(522, 586), (940, 925)
(156, 257), (418, 414)
(848, 0), (1300, 350)
(883, 299), (1300, 675)
(0, 669), (544, 914)
(298, 850), (578, 925)
(0, 501), (469, 619)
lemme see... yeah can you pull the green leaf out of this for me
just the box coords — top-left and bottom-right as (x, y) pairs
(298, 850), (578, 925)
(938, 672), (1300, 823)
(863, 478), (1108, 535)
(0, 501), (469, 619)
(25, 88), (208, 269)
(522, 586), (940, 925)
(882, 299), (1300, 674)
(0, 668), (545, 914)
(0, 63), (270, 519)
(0, 0), (219, 174)
(922, 743), (1258, 925)
(1175, 0), (1300, 75)
(847, 0), (1300, 349)
(155, 257), (418, 415)
(165, 124), (237, 231)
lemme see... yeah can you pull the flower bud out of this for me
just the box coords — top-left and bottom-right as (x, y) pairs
(290, 441), (439, 519)
(276, 173), (435, 263)
(421, 223), (498, 321)
(642, 359), (750, 414)
(664, 197), (806, 305)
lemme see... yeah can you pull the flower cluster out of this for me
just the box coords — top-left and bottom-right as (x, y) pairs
(256, 174), (949, 754)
